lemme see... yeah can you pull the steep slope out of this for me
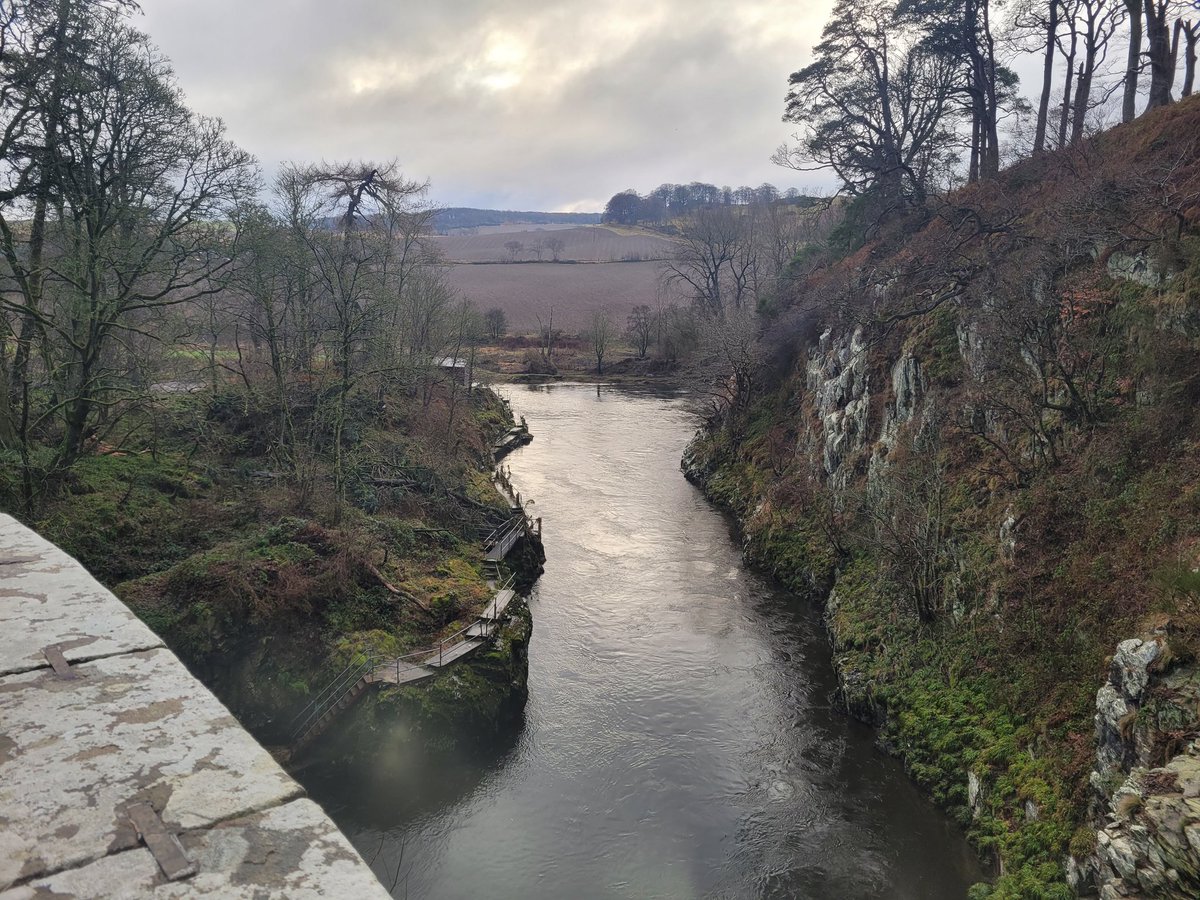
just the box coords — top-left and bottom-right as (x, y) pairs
(685, 97), (1200, 898)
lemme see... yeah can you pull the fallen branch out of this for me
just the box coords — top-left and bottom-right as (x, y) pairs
(365, 563), (433, 617)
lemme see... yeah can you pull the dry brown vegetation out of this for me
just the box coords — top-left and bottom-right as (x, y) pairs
(692, 94), (1200, 897)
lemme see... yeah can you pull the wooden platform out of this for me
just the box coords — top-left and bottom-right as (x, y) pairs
(424, 638), (484, 668)
(484, 526), (523, 561)
(493, 427), (532, 459)
(367, 661), (435, 686)
(479, 589), (516, 621)
(460, 619), (494, 643)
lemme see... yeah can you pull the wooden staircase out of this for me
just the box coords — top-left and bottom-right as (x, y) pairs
(288, 576), (521, 754)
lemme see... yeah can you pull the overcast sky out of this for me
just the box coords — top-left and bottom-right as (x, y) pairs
(136, 1), (837, 211)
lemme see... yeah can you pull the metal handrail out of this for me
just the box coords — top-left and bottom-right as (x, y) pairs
(289, 652), (379, 743)
(384, 647), (433, 682)
(482, 513), (524, 550)
(289, 655), (366, 734)
(288, 576), (523, 745)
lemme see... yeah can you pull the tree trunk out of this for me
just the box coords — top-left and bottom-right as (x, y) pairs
(9, 0), (73, 413)
(1122, 0), (1143, 121)
(1183, 23), (1198, 97)
(1071, 40), (1098, 144)
(1058, 37), (1077, 147)
(1144, 0), (1175, 109)
(1035, 0), (1059, 153)
(980, 0), (1001, 177)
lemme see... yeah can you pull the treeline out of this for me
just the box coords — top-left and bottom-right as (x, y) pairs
(0, 1), (482, 518)
(602, 182), (815, 226)
(777, 0), (1199, 216)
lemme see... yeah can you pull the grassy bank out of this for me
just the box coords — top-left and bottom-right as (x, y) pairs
(8, 381), (538, 750)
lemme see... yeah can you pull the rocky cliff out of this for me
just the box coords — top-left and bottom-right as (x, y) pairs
(685, 97), (1200, 898)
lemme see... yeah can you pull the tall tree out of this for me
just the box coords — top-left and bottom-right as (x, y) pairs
(1068, 0), (1125, 144)
(626, 305), (654, 359)
(284, 160), (428, 519)
(1036, 0), (1062, 151)
(1182, 19), (1199, 96)
(901, 0), (1018, 179)
(777, 0), (958, 208)
(590, 308), (614, 375)
(1144, 0), (1179, 109)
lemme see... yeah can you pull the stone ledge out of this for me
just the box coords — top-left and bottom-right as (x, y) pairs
(0, 514), (389, 898)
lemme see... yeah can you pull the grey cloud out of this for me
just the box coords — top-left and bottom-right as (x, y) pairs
(138, 1), (838, 209)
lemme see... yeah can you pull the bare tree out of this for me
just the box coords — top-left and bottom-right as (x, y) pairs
(1068, 0), (1126, 145)
(626, 305), (654, 359)
(535, 305), (556, 360)
(0, 10), (257, 508)
(1144, 0), (1180, 109)
(661, 206), (741, 316)
(284, 159), (430, 519)
(484, 307), (507, 341)
(1121, 0), (1143, 120)
(1180, 18), (1199, 96)
(688, 308), (763, 423)
(544, 236), (566, 261)
(590, 308), (615, 375)
(503, 239), (524, 262)
(1019, 0), (1062, 152)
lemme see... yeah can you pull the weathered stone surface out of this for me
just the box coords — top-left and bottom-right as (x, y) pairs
(0, 799), (391, 899)
(1112, 639), (1162, 702)
(1092, 637), (1165, 809)
(0, 648), (303, 889)
(0, 517), (388, 897)
(0, 514), (163, 676)
(1106, 251), (1170, 288)
(806, 327), (872, 488)
(1093, 746), (1200, 899)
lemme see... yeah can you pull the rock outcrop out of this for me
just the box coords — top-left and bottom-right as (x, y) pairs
(1086, 631), (1200, 898)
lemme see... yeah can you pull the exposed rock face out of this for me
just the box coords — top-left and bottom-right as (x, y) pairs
(1094, 744), (1200, 899)
(806, 326), (871, 488)
(1088, 633), (1200, 898)
(1092, 638), (1165, 801)
(1106, 252), (1171, 289)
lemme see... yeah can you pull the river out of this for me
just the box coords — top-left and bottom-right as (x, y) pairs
(307, 383), (985, 899)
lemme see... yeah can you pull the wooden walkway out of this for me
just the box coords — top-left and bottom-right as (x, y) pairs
(291, 575), (521, 751)
(288, 419), (537, 754)
(484, 519), (525, 561)
(493, 421), (532, 459)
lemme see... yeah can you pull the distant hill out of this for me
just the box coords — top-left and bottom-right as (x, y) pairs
(433, 208), (601, 232)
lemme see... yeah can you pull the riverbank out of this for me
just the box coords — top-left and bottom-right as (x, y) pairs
(11, 380), (540, 762)
(677, 99), (1200, 898)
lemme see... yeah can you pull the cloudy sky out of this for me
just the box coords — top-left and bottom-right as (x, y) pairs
(136, 1), (836, 211)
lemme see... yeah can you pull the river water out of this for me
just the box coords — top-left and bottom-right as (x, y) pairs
(307, 383), (984, 899)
